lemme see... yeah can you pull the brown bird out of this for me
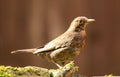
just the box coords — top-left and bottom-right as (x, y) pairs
(11, 16), (95, 68)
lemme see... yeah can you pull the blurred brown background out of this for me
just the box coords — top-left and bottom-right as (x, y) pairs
(0, 0), (120, 76)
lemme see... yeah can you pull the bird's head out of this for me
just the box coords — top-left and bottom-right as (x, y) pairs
(68, 16), (95, 32)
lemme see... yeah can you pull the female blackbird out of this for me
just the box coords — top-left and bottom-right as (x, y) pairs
(11, 16), (95, 68)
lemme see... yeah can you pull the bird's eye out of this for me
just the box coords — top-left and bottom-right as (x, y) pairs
(80, 20), (83, 23)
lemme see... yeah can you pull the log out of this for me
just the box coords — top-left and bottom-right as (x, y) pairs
(0, 61), (79, 77)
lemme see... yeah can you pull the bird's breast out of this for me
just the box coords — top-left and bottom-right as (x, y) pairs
(70, 32), (86, 55)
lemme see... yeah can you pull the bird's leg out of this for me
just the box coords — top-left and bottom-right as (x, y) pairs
(55, 63), (63, 69)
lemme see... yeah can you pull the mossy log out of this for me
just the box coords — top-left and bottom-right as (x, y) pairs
(0, 61), (79, 77)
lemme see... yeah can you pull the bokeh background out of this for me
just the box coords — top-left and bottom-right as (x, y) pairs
(0, 0), (120, 76)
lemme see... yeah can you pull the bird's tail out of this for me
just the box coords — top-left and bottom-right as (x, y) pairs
(11, 48), (37, 54)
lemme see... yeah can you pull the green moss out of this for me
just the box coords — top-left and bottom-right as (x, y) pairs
(0, 66), (6, 71)
(0, 66), (50, 77)
(16, 67), (24, 75)
(0, 66), (14, 77)
(0, 70), (14, 77)
(104, 74), (114, 77)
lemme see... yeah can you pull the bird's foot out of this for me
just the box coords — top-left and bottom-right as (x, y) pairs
(55, 63), (63, 69)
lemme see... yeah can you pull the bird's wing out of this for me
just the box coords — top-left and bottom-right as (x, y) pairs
(33, 33), (76, 54)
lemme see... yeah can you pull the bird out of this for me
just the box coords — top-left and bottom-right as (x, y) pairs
(11, 16), (95, 68)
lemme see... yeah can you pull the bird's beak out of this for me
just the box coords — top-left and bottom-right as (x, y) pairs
(87, 19), (95, 23)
